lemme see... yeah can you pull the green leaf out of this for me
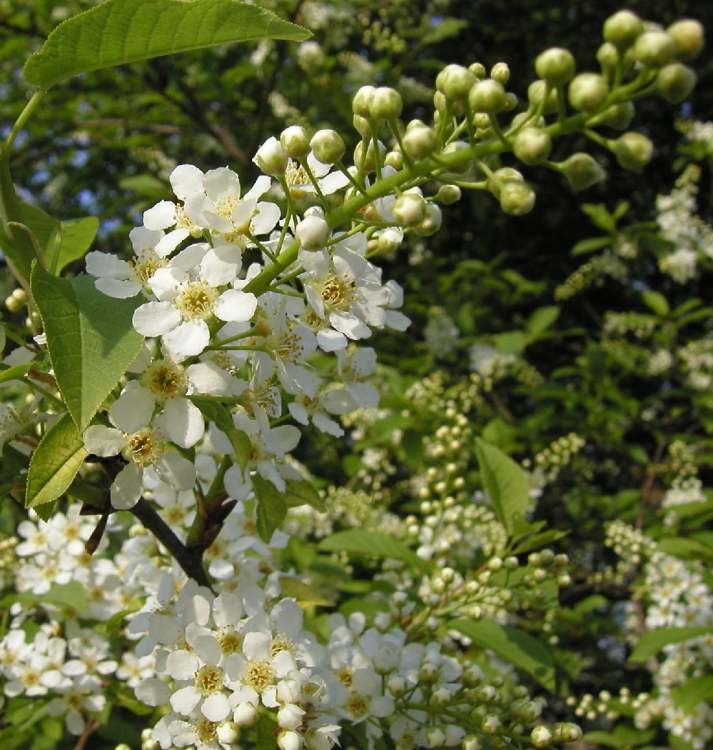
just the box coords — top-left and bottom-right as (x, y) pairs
(0, 581), (88, 615)
(284, 478), (326, 512)
(658, 537), (713, 564)
(24, 0), (311, 89)
(672, 675), (713, 712)
(583, 727), (656, 748)
(253, 475), (287, 543)
(450, 618), (556, 691)
(421, 17), (468, 45)
(642, 289), (670, 317)
(629, 627), (712, 663)
(319, 529), (429, 571)
(25, 413), (87, 511)
(279, 577), (333, 607)
(474, 438), (532, 535)
(526, 306), (560, 337)
(31, 266), (144, 431)
(51, 217), (100, 274)
(0, 363), (32, 384)
(571, 236), (611, 256)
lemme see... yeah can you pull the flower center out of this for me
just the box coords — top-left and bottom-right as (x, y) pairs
(218, 631), (243, 655)
(346, 693), (371, 718)
(276, 332), (303, 361)
(270, 635), (294, 657)
(336, 666), (353, 688)
(194, 665), (224, 696)
(175, 281), (218, 321)
(243, 660), (276, 692)
(131, 250), (167, 286)
(143, 359), (187, 400)
(196, 718), (218, 742)
(320, 274), (353, 310)
(126, 428), (160, 467)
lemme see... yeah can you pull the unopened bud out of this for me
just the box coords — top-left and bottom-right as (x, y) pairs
(535, 47), (576, 85)
(633, 31), (676, 67)
(468, 62), (487, 79)
(296, 214), (330, 250)
(310, 129), (345, 164)
(603, 10), (643, 49)
(499, 181), (535, 216)
(254, 137), (288, 175)
(385, 151), (404, 169)
(657, 63), (696, 103)
(353, 139), (386, 172)
(369, 87), (403, 120)
(280, 126), (310, 159)
(612, 132), (653, 170)
(568, 73), (609, 112)
(297, 41), (324, 72)
(491, 62), (510, 84)
(531, 725), (552, 747)
(527, 80), (557, 114)
(560, 152), (606, 191)
(352, 85), (376, 117)
(597, 42), (619, 72)
(468, 79), (507, 113)
(414, 203), (443, 236)
(513, 127), (552, 165)
(434, 184), (461, 204)
(393, 192), (426, 226)
(598, 101), (635, 130)
(437, 64), (476, 101)
(402, 125), (437, 159)
(667, 19), (704, 60)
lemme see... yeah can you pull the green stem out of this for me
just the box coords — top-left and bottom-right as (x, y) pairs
(3, 90), (46, 153)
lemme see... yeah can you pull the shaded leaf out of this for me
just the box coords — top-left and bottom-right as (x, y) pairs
(253, 475), (287, 543)
(629, 627), (711, 663)
(319, 529), (429, 571)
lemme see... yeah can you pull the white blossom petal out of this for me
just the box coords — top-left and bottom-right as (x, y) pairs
(83, 426), (125, 457)
(95, 277), (142, 299)
(214, 289), (258, 323)
(133, 301), (181, 338)
(202, 692), (231, 722)
(161, 397), (204, 449)
(143, 201), (177, 231)
(110, 463), (143, 510)
(170, 164), (205, 201)
(163, 320), (210, 360)
(85, 251), (130, 279)
(166, 650), (199, 681)
(109, 382), (155, 434)
(170, 685), (202, 716)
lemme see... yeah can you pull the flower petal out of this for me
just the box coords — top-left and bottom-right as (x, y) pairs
(133, 301), (181, 338)
(83, 426), (124, 457)
(161, 397), (205, 449)
(95, 277), (142, 299)
(214, 289), (257, 323)
(143, 201), (177, 231)
(170, 685), (201, 716)
(202, 692), (231, 722)
(110, 463), (143, 510)
(170, 164), (205, 201)
(109, 382), (155, 433)
(163, 319), (210, 360)
(85, 251), (130, 280)
(166, 650), (199, 681)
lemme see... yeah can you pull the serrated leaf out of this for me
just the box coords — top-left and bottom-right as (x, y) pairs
(475, 438), (532, 535)
(450, 618), (556, 691)
(629, 626), (712, 663)
(25, 413), (87, 511)
(24, 0), (311, 89)
(319, 529), (429, 570)
(31, 265), (143, 430)
(253, 474), (287, 543)
(50, 216), (100, 274)
(284, 478), (325, 512)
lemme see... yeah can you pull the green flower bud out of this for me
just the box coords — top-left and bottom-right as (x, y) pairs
(280, 125), (310, 159)
(657, 62), (697, 103)
(498, 181), (535, 216)
(513, 127), (552, 165)
(296, 213), (330, 250)
(385, 150), (404, 169)
(597, 42), (619, 72)
(353, 139), (386, 172)
(504, 92), (518, 111)
(612, 132), (653, 170)
(481, 715), (502, 735)
(633, 31), (676, 67)
(603, 10), (643, 49)
(568, 73), (609, 112)
(353, 114), (371, 138)
(402, 125), (436, 159)
(491, 62), (510, 85)
(531, 725), (552, 748)
(433, 90), (448, 113)
(441, 140), (471, 173)
(5, 288), (27, 312)
(535, 47), (576, 85)
(469, 62), (487, 79)
(598, 101), (635, 130)
(560, 152), (606, 191)
(393, 192), (426, 226)
(352, 85), (376, 117)
(369, 86), (403, 120)
(254, 137), (288, 175)
(468, 78), (507, 113)
(414, 203), (443, 236)
(434, 184), (462, 204)
(310, 129), (345, 164)
(436, 64), (476, 101)
(527, 80), (557, 113)
(668, 19), (705, 60)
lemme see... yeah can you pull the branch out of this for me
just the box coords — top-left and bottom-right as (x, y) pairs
(130, 497), (212, 589)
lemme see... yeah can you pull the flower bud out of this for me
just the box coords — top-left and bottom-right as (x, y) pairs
(513, 127), (552, 165)
(463, 737), (481, 750)
(527, 80), (557, 113)
(277, 705), (305, 731)
(385, 151), (404, 169)
(353, 114), (371, 138)
(217, 722), (240, 744)
(657, 63), (696, 103)
(468, 79), (506, 113)
(598, 101), (635, 130)
(254, 136), (288, 175)
(667, 19), (704, 60)
(434, 184), (461, 204)
(597, 42), (619, 72)
(5, 288), (27, 312)
(499, 181), (535, 216)
(603, 10), (643, 49)
(369, 86), (403, 120)
(352, 85), (376, 117)
(633, 31), (676, 67)
(280, 126), (310, 159)
(481, 715), (502, 734)
(531, 725), (552, 747)
(468, 62), (487, 79)
(353, 139), (386, 172)
(491, 62), (510, 84)
(310, 129), (345, 164)
(427, 728), (446, 747)
(433, 90), (447, 113)
(277, 730), (303, 750)
(535, 47), (576, 85)
(560, 152), (606, 191)
(568, 73), (609, 112)
(297, 41), (324, 72)
(436, 64), (476, 101)
(234, 702), (257, 725)
(612, 132), (653, 170)
(296, 214), (330, 250)
(503, 92), (518, 111)
(414, 203), (443, 236)
(402, 125), (437, 159)
(393, 192), (426, 226)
